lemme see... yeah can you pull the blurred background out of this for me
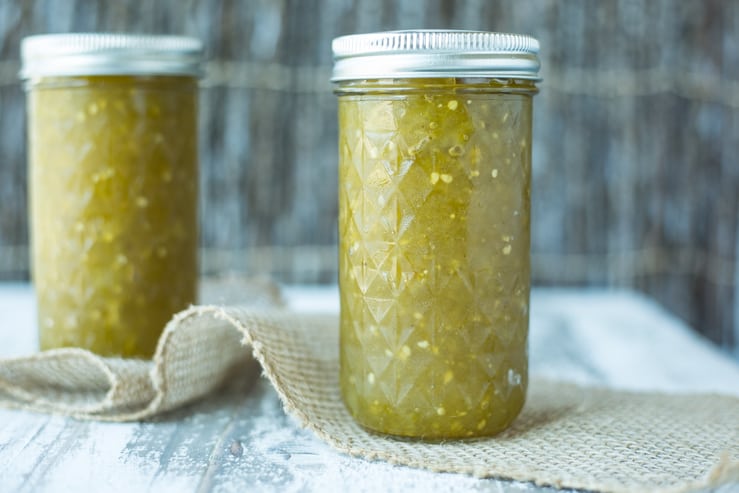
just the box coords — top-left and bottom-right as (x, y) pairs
(0, 0), (736, 358)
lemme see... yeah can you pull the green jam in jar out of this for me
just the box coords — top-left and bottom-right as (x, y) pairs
(27, 75), (199, 358)
(337, 77), (536, 438)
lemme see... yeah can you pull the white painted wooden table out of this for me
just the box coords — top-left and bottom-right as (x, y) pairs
(1, 284), (738, 493)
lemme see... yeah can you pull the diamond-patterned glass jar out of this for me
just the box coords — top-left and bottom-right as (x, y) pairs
(21, 34), (203, 357)
(332, 31), (540, 438)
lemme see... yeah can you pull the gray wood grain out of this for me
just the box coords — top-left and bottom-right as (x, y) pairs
(0, 379), (576, 493)
(0, 0), (736, 352)
(2, 284), (738, 493)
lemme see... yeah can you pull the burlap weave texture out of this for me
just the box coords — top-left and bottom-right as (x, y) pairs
(0, 304), (737, 493)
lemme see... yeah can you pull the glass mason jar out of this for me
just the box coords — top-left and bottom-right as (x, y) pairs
(332, 31), (540, 438)
(21, 34), (203, 358)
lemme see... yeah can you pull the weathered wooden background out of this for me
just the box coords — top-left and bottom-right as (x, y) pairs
(0, 0), (737, 356)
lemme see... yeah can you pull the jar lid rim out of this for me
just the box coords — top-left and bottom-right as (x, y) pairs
(20, 33), (204, 78)
(332, 30), (541, 82)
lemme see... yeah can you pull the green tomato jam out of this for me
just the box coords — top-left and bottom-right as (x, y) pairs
(337, 78), (536, 438)
(28, 76), (198, 358)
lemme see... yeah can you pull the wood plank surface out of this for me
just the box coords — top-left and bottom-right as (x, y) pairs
(0, 0), (736, 353)
(1, 284), (738, 492)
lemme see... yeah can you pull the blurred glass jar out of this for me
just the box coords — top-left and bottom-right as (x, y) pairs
(21, 34), (203, 357)
(332, 30), (540, 438)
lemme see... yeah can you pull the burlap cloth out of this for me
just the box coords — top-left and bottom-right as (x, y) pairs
(0, 282), (737, 493)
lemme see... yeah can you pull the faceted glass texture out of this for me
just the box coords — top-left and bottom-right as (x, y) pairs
(338, 79), (535, 438)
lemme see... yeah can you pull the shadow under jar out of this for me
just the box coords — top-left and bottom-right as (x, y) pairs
(332, 30), (541, 438)
(21, 34), (203, 358)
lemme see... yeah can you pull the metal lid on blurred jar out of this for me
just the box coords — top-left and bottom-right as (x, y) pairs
(20, 33), (204, 79)
(332, 30), (540, 82)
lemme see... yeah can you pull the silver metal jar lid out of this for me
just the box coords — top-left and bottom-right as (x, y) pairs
(20, 33), (204, 79)
(332, 30), (540, 82)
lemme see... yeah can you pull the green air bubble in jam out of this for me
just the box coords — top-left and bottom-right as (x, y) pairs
(338, 78), (535, 438)
(29, 76), (198, 358)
